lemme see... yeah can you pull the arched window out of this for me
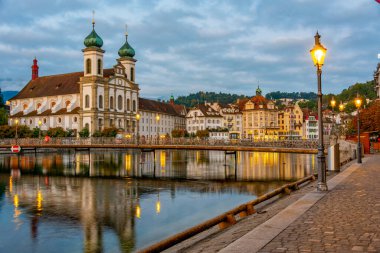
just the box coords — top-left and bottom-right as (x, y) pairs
(23, 104), (28, 110)
(132, 100), (136, 111)
(85, 95), (90, 108)
(130, 67), (134, 82)
(51, 102), (56, 108)
(36, 103), (41, 109)
(97, 59), (102, 75)
(86, 58), (91, 74)
(98, 95), (103, 109)
(73, 117), (77, 123)
(110, 96), (114, 109)
(118, 95), (123, 110)
(127, 99), (130, 111)
(65, 101), (70, 108)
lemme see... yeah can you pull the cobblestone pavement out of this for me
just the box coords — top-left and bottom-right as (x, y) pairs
(259, 155), (380, 253)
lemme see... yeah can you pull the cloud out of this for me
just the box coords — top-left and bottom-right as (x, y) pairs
(0, 0), (379, 98)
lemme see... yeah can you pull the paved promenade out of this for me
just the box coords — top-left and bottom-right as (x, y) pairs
(220, 155), (380, 253)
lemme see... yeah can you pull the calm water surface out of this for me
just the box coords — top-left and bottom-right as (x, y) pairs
(0, 150), (316, 252)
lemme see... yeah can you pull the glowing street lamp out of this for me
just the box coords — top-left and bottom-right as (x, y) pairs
(330, 96), (337, 143)
(15, 119), (19, 144)
(156, 114), (160, 144)
(339, 101), (344, 112)
(355, 94), (362, 164)
(310, 32), (328, 191)
(136, 113), (140, 145)
(38, 120), (42, 139)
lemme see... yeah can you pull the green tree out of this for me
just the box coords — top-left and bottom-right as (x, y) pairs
(79, 127), (90, 137)
(47, 127), (66, 137)
(101, 127), (118, 137)
(0, 108), (8, 125)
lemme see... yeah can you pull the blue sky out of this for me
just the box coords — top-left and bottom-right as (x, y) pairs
(0, 0), (379, 99)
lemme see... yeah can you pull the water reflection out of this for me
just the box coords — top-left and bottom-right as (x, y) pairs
(0, 150), (316, 252)
(0, 150), (315, 181)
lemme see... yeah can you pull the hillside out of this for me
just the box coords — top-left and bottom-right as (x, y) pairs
(265, 91), (317, 100)
(174, 91), (248, 107)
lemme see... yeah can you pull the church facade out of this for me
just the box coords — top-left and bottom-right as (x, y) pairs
(9, 21), (141, 135)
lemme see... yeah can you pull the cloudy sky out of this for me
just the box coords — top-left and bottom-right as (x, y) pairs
(0, 0), (379, 99)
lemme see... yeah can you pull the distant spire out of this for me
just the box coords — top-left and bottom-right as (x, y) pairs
(31, 57), (39, 80)
(92, 10), (95, 29)
(125, 24), (128, 36)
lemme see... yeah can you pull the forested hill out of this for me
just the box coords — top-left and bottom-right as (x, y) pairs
(174, 91), (248, 107)
(265, 91), (317, 100)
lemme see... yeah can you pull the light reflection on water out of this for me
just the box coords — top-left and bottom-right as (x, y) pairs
(0, 150), (315, 252)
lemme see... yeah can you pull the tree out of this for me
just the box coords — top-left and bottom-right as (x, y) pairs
(171, 129), (188, 138)
(47, 127), (67, 137)
(196, 130), (209, 138)
(79, 127), (90, 137)
(0, 108), (7, 125)
(101, 127), (118, 137)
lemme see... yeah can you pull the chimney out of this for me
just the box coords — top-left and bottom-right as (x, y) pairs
(31, 57), (39, 80)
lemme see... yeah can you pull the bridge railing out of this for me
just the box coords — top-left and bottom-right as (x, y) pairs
(0, 137), (319, 149)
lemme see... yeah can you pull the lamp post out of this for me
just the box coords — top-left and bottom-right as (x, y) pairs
(136, 113), (140, 145)
(15, 119), (19, 144)
(38, 120), (42, 139)
(339, 101), (344, 113)
(354, 94), (362, 164)
(310, 32), (328, 191)
(330, 96), (336, 143)
(156, 114), (160, 144)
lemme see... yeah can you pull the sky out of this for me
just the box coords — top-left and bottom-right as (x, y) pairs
(0, 0), (379, 100)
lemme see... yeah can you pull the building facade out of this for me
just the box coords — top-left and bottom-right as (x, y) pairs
(208, 102), (243, 139)
(278, 103), (303, 140)
(374, 63), (380, 99)
(186, 104), (223, 134)
(9, 21), (139, 135)
(240, 87), (279, 140)
(138, 97), (186, 140)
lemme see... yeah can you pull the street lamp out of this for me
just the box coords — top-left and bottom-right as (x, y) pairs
(38, 120), (42, 139)
(15, 119), (19, 144)
(339, 101), (344, 112)
(156, 114), (160, 144)
(330, 96), (336, 143)
(354, 94), (362, 164)
(136, 113), (140, 145)
(310, 31), (328, 191)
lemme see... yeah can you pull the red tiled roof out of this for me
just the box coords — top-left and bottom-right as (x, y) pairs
(10, 69), (114, 100)
(139, 98), (184, 117)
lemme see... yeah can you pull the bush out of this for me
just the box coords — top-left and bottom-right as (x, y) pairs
(47, 127), (66, 137)
(101, 127), (118, 137)
(171, 129), (188, 138)
(92, 130), (102, 137)
(79, 127), (89, 137)
(196, 130), (209, 138)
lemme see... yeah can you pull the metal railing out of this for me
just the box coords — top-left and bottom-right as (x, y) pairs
(0, 137), (319, 149)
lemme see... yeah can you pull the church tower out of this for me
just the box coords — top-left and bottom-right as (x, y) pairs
(118, 25), (136, 83)
(79, 13), (105, 134)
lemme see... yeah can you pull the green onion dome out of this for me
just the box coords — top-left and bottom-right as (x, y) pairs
(84, 27), (103, 48)
(118, 35), (135, 58)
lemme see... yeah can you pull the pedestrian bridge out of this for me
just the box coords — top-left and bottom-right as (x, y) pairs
(0, 137), (319, 154)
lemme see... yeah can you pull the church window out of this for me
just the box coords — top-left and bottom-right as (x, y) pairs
(110, 96), (114, 109)
(86, 59), (91, 74)
(73, 117), (77, 123)
(118, 95), (123, 110)
(127, 99), (130, 111)
(132, 100), (136, 111)
(43, 118), (47, 124)
(98, 95), (103, 109)
(58, 117), (62, 123)
(130, 67), (134, 82)
(85, 95), (90, 108)
(118, 119), (122, 127)
(97, 59), (102, 75)
(29, 119), (32, 125)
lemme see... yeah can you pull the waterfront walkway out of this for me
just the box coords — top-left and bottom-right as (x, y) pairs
(219, 155), (380, 253)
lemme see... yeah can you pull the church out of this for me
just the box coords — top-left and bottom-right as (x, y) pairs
(8, 19), (186, 137)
